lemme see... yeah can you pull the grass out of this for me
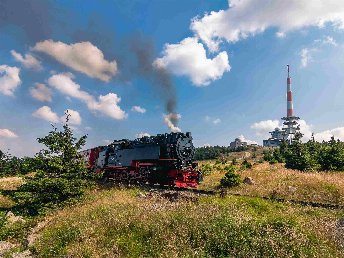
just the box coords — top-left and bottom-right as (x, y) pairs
(0, 176), (24, 208)
(1, 158), (344, 257)
(0, 176), (24, 191)
(31, 187), (344, 257)
(199, 161), (344, 206)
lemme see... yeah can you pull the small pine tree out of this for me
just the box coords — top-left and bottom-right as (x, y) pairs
(284, 132), (318, 171)
(220, 165), (241, 188)
(318, 136), (344, 171)
(9, 111), (89, 215)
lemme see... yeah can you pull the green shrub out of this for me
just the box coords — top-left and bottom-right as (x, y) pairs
(220, 166), (241, 188)
(241, 159), (252, 170)
(269, 159), (278, 164)
(231, 158), (237, 165)
(7, 112), (91, 215)
(200, 163), (213, 176)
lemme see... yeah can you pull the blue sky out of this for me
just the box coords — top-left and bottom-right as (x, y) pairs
(1, 0), (344, 156)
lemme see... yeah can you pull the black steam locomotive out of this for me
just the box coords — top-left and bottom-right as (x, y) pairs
(80, 132), (202, 187)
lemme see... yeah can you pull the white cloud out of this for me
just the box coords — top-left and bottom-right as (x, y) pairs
(33, 40), (117, 82)
(296, 121), (344, 142)
(30, 83), (52, 102)
(251, 119), (281, 136)
(47, 73), (127, 120)
(62, 109), (82, 125)
(300, 36), (337, 68)
(298, 119), (313, 140)
(238, 135), (258, 145)
(10, 50), (42, 70)
(164, 113), (181, 133)
(136, 132), (151, 138)
(213, 118), (221, 125)
(321, 36), (338, 46)
(131, 106), (146, 113)
(90, 94), (127, 120)
(300, 48), (317, 67)
(191, 0), (344, 52)
(205, 115), (222, 125)
(154, 37), (230, 86)
(0, 65), (21, 96)
(32, 106), (60, 123)
(314, 127), (344, 142)
(33, 106), (82, 125)
(300, 48), (318, 68)
(0, 129), (18, 138)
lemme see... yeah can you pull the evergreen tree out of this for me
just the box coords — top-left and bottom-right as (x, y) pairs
(9, 112), (90, 215)
(318, 136), (344, 171)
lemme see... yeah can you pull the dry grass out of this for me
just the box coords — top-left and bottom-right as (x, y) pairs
(0, 176), (23, 209)
(32, 187), (344, 257)
(199, 162), (344, 205)
(0, 177), (24, 191)
(0, 194), (14, 208)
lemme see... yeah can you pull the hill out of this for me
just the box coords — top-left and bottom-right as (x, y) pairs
(1, 156), (344, 257)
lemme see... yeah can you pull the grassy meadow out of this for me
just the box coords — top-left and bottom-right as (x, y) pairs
(1, 153), (344, 257)
(31, 188), (344, 257)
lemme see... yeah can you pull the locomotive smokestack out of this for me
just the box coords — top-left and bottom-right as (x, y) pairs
(287, 65), (293, 118)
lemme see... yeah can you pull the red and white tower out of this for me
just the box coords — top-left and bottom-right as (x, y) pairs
(287, 65), (293, 117)
(282, 65), (299, 140)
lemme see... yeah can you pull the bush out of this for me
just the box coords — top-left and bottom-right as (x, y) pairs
(220, 166), (241, 188)
(241, 159), (252, 170)
(201, 163), (213, 176)
(262, 133), (344, 172)
(232, 158), (237, 165)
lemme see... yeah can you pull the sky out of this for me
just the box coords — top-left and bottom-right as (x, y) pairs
(1, 0), (344, 156)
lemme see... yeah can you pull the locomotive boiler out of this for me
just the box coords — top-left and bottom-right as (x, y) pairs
(80, 132), (202, 187)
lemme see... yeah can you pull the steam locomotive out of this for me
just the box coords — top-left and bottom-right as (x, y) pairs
(80, 132), (202, 188)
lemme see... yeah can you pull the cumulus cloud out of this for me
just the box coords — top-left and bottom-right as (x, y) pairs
(32, 106), (60, 123)
(314, 127), (344, 142)
(191, 0), (344, 52)
(47, 73), (127, 120)
(30, 83), (52, 102)
(298, 119), (313, 140)
(33, 40), (117, 82)
(131, 106), (146, 113)
(136, 132), (151, 138)
(251, 119), (281, 136)
(154, 37), (230, 86)
(62, 109), (82, 125)
(33, 106), (82, 125)
(164, 113), (181, 132)
(0, 65), (21, 96)
(238, 135), (258, 145)
(10, 50), (42, 70)
(0, 129), (18, 138)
